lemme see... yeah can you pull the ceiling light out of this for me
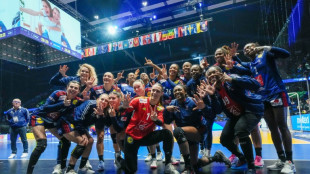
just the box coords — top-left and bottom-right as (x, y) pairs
(94, 15), (99, 20)
(153, 15), (157, 19)
(108, 25), (118, 35)
(142, 1), (148, 6)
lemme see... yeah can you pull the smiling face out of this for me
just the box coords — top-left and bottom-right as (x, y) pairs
(52, 8), (60, 23)
(108, 93), (121, 109)
(12, 99), (21, 109)
(103, 72), (114, 85)
(79, 66), (90, 82)
(243, 43), (256, 59)
(140, 73), (149, 82)
(66, 82), (80, 99)
(133, 81), (145, 97)
(42, 1), (51, 16)
(206, 67), (222, 89)
(190, 65), (202, 80)
(150, 84), (163, 103)
(127, 73), (136, 84)
(169, 64), (179, 77)
(97, 94), (109, 109)
(182, 62), (192, 75)
(173, 85), (186, 102)
(214, 48), (225, 65)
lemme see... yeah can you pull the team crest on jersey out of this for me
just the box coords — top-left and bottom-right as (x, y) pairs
(59, 95), (66, 101)
(142, 107), (146, 111)
(157, 106), (164, 111)
(121, 116), (127, 121)
(257, 53), (263, 58)
(72, 99), (78, 105)
(37, 117), (43, 124)
(139, 98), (147, 103)
(127, 136), (133, 144)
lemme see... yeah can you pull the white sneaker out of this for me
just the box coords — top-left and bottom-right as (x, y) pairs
(21, 153), (28, 158)
(267, 159), (285, 170)
(179, 154), (184, 164)
(199, 150), (204, 157)
(78, 166), (95, 174)
(164, 163), (179, 174)
(281, 160), (296, 174)
(150, 158), (157, 169)
(163, 157), (179, 165)
(64, 169), (77, 174)
(97, 160), (104, 171)
(85, 160), (92, 169)
(52, 164), (62, 174)
(145, 153), (152, 162)
(156, 152), (163, 161)
(8, 154), (16, 159)
(204, 149), (211, 157)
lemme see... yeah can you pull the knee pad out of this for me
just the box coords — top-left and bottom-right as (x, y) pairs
(71, 145), (86, 159)
(173, 127), (187, 144)
(36, 139), (47, 153)
(111, 133), (117, 144)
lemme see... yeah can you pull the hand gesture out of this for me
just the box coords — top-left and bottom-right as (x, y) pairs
(116, 70), (124, 81)
(94, 101), (104, 116)
(221, 72), (233, 83)
(134, 69), (140, 78)
(144, 57), (154, 66)
(108, 104), (116, 117)
(230, 42), (239, 56)
(149, 106), (158, 121)
(200, 57), (209, 69)
(59, 65), (69, 77)
(223, 54), (234, 70)
(193, 94), (206, 110)
(150, 68), (156, 79)
(85, 77), (95, 89)
(161, 64), (168, 79)
(200, 80), (216, 96)
(166, 106), (180, 112)
(81, 90), (90, 101)
(113, 85), (122, 93)
(64, 97), (71, 106)
(122, 94), (131, 109)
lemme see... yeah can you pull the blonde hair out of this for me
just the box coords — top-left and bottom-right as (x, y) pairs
(76, 63), (98, 86)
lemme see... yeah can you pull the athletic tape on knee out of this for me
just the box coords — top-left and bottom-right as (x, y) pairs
(111, 133), (117, 144)
(173, 127), (187, 144)
(71, 145), (86, 159)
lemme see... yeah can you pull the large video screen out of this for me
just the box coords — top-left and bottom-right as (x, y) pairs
(19, 0), (81, 53)
(0, 0), (20, 38)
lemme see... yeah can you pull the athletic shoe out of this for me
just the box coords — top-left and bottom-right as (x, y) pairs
(21, 153), (28, 158)
(229, 154), (238, 166)
(213, 150), (231, 167)
(254, 155), (264, 168)
(8, 154), (16, 159)
(267, 159), (285, 170)
(281, 160), (296, 174)
(85, 160), (92, 170)
(145, 153), (152, 162)
(204, 149), (211, 157)
(156, 152), (163, 161)
(231, 159), (247, 170)
(97, 160), (104, 171)
(199, 150), (204, 157)
(65, 169), (77, 174)
(114, 156), (123, 169)
(150, 158), (157, 169)
(179, 154), (185, 164)
(78, 166), (95, 174)
(52, 164), (62, 174)
(164, 163), (179, 174)
(163, 157), (180, 165)
(246, 168), (256, 174)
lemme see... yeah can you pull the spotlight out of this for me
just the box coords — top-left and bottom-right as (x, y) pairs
(108, 25), (118, 35)
(94, 15), (99, 19)
(199, 2), (202, 7)
(142, 1), (148, 6)
(153, 15), (156, 19)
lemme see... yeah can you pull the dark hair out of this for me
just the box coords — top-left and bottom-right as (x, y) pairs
(42, 0), (52, 16)
(67, 80), (81, 90)
(173, 85), (188, 98)
(191, 64), (203, 73)
(206, 66), (222, 76)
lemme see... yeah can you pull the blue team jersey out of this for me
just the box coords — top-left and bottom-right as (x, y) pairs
(90, 85), (116, 99)
(158, 78), (182, 99)
(248, 47), (290, 101)
(118, 83), (135, 98)
(32, 90), (81, 123)
(164, 97), (208, 128)
(186, 75), (207, 97)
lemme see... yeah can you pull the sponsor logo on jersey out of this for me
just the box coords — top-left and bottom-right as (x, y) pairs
(157, 106), (164, 111)
(139, 98), (147, 103)
(127, 136), (133, 144)
(59, 95), (66, 101)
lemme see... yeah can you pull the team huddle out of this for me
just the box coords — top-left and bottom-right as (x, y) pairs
(26, 42), (295, 174)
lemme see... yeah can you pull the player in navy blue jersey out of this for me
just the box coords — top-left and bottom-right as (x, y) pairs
(243, 43), (295, 173)
(62, 94), (111, 174)
(202, 66), (264, 174)
(49, 64), (98, 92)
(164, 85), (231, 173)
(215, 44), (264, 168)
(27, 81), (81, 174)
(115, 71), (137, 98)
(180, 62), (192, 85)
